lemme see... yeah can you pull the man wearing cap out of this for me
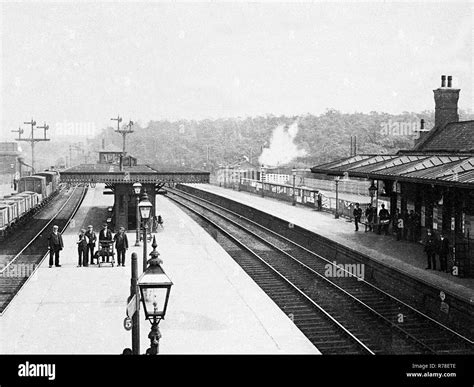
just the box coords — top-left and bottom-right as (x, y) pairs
(113, 227), (129, 266)
(48, 225), (64, 268)
(77, 228), (89, 267)
(85, 225), (97, 264)
(99, 223), (113, 263)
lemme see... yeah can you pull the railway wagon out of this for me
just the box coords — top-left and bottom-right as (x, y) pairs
(16, 191), (33, 210)
(18, 175), (47, 197)
(0, 205), (9, 233)
(17, 191), (41, 209)
(3, 195), (27, 217)
(0, 200), (18, 224)
(35, 171), (60, 193)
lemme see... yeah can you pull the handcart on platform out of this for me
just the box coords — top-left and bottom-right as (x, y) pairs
(97, 240), (115, 267)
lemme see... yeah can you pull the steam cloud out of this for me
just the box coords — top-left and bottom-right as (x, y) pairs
(258, 122), (307, 167)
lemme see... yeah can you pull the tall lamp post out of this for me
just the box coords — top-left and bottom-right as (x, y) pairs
(138, 191), (153, 272)
(133, 182), (142, 246)
(292, 168), (297, 206)
(369, 180), (379, 223)
(334, 176), (340, 219)
(138, 236), (173, 355)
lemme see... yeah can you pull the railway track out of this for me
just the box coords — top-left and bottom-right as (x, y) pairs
(166, 187), (474, 355)
(0, 184), (87, 314)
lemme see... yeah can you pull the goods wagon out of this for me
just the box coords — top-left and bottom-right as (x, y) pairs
(18, 176), (47, 197)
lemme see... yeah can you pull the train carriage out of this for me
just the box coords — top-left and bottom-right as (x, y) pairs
(18, 176), (47, 197)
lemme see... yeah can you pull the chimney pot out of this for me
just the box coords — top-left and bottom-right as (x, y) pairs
(447, 75), (452, 88)
(441, 75), (446, 87)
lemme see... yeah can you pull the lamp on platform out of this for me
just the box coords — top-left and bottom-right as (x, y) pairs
(334, 176), (340, 219)
(138, 236), (173, 355)
(133, 182), (142, 247)
(368, 182), (377, 203)
(292, 168), (297, 206)
(138, 191), (153, 271)
(368, 181), (378, 223)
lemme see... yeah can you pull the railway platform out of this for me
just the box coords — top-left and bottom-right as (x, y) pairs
(184, 184), (474, 304)
(0, 184), (318, 354)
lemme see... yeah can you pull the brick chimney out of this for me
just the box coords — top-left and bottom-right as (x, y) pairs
(433, 74), (460, 129)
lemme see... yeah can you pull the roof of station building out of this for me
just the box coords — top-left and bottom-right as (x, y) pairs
(60, 163), (209, 184)
(311, 117), (474, 188)
(415, 121), (474, 152)
(311, 153), (474, 188)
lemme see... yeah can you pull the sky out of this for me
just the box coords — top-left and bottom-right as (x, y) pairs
(0, 1), (472, 140)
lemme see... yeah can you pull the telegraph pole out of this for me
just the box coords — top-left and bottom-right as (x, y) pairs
(15, 119), (50, 173)
(112, 116), (134, 155)
(69, 143), (83, 167)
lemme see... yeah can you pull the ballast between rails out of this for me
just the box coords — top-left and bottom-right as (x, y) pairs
(167, 187), (474, 353)
(171, 187), (474, 346)
(166, 190), (375, 354)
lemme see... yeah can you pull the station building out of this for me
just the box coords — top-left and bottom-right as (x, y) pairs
(311, 76), (474, 276)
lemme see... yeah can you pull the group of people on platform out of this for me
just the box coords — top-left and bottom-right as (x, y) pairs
(351, 203), (452, 273)
(47, 215), (165, 268)
(76, 224), (129, 267)
(352, 203), (422, 242)
(47, 223), (129, 268)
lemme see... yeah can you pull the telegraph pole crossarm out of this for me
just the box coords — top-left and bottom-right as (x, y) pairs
(17, 119), (50, 173)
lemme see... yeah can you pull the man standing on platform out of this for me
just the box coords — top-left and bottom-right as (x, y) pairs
(365, 203), (374, 232)
(77, 228), (89, 267)
(378, 204), (390, 235)
(48, 225), (63, 268)
(424, 229), (437, 270)
(353, 203), (362, 231)
(85, 225), (97, 265)
(99, 223), (113, 263)
(438, 233), (450, 273)
(113, 227), (129, 267)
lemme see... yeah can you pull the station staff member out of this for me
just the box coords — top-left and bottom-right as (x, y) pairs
(85, 225), (97, 264)
(48, 225), (64, 268)
(99, 223), (113, 263)
(77, 228), (89, 267)
(113, 227), (129, 266)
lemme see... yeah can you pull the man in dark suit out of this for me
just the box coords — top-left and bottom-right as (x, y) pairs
(77, 228), (89, 267)
(99, 223), (113, 263)
(85, 225), (97, 265)
(48, 225), (64, 267)
(353, 203), (362, 231)
(113, 227), (129, 267)
(438, 234), (450, 273)
(424, 229), (437, 270)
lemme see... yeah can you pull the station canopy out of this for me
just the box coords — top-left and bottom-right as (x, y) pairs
(311, 152), (474, 189)
(60, 163), (209, 185)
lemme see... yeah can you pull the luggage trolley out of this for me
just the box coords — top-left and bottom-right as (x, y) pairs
(97, 240), (115, 267)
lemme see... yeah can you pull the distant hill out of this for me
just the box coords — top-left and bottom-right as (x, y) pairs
(23, 109), (474, 172)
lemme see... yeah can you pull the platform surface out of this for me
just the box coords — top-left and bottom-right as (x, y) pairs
(185, 184), (474, 304)
(0, 184), (318, 354)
